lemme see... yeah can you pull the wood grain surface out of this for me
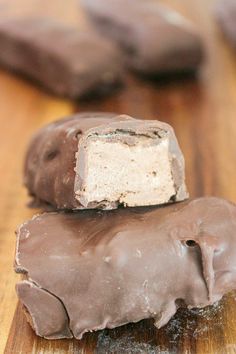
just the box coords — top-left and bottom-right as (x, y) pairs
(1, 0), (236, 353)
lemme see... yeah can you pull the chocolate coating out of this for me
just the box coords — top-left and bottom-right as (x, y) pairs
(0, 17), (122, 98)
(81, 0), (204, 74)
(215, 0), (236, 48)
(24, 112), (188, 210)
(15, 197), (236, 339)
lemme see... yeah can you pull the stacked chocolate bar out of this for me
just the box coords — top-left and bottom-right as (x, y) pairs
(15, 112), (236, 339)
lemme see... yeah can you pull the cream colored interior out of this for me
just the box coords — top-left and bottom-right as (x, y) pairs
(76, 134), (176, 208)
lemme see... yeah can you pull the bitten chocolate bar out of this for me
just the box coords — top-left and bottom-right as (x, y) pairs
(15, 197), (236, 339)
(215, 0), (236, 48)
(81, 0), (204, 74)
(0, 17), (122, 97)
(24, 112), (188, 210)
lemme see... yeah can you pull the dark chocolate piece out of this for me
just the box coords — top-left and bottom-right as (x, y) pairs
(0, 17), (122, 98)
(215, 0), (236, 48)
(81, 0), (204, 74)
(24, 112), (188, 210)
(15, 197), (236, 339)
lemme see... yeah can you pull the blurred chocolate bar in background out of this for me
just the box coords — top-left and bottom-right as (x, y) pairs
(0, 17), (123, 98)
(81, 0), (204, 75)
(215, 0), (236, 49)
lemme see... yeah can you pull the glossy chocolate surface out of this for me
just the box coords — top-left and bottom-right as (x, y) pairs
(15, 197), (236, 339)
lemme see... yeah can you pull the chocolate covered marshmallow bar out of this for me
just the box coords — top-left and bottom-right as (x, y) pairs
(24, 112), (188, 210)
(81, 0), (204, 74)
(15, 197), (236, 339)
(0, 17), (122, 98)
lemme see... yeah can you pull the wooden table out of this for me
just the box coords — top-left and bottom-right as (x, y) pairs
(1, 0), (236, 353)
